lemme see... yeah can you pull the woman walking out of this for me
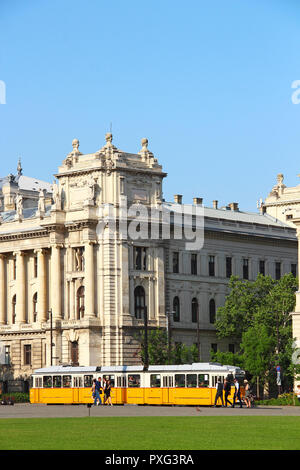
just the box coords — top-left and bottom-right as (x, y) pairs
(104, 379), (113, 406)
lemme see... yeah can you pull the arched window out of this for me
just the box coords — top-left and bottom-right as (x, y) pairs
(77, 286), (85, 319)
(173, 296), (180, 322)
(70, 341), (79, 366)
(209, 299), (216, 324)
(192, 298), (198, 323)
(12, 295), (16, 324)
(134, 286), (146, 319)
(33, 293), (38, 322)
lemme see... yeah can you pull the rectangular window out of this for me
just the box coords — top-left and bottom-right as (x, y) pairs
(291, 264), (297, 277)
(5, 346), (10, 365)
(43, 376), (52, 388)
(103, 375), (115, 387)
(173, 252), (179, 273)
(211, 343), (217, 354)
(229, 344), (235, 354)
(175, 374), (185, 388)
(226, 257), (232, 278)
(275, 262), (281, 280)
(198, 374), (209, 388)
(209, 256), (215, 276)
(243, 259), (249, 280)
(24, 345), (31, 365)
(117, 376), (127, 388)
(186, 374), (197, 388)
(259, 260), (265, 275)
(84, 375), (93, 388)
(53, 376), (62, 388)
(63, 375), (72, 388)
(150, 374), (161, 388)
(191, 254), (197, 275)
(134, 247), (147, 271)
(128, 375), (140, 388)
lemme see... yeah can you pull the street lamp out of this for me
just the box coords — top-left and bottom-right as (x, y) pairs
(166, 311), (175, 364)
(143, 306), (149, 370)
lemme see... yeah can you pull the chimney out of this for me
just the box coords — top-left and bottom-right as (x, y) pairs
(213, 200), (218, 209)
(174, 194), (182, 204)
(229, 202), (239, 211)
(193, 197), (203, 206)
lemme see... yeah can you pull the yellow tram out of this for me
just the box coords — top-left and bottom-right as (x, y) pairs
(30, 363), (245, 406)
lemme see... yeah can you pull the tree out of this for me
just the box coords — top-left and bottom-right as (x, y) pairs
(136, 328), (198, 366)
(214, 273), (299, 396)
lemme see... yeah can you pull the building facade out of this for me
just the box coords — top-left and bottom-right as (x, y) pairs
(0, 134), (297, 388)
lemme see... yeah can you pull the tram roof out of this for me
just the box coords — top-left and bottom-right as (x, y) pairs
(32, 366), (100, 374)
(148, 363), (242, 372)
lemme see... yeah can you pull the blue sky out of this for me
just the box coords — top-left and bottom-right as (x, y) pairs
(1, 0), (300, 211)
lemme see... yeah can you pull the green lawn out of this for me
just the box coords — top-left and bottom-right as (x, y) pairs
(1, 416), (300, 450)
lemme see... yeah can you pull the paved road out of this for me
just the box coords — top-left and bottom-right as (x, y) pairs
(0, 403), (300, 418)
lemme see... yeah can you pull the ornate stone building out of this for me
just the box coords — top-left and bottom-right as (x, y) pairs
(260, 173), (300, 227)
(0, 134), (297, 389)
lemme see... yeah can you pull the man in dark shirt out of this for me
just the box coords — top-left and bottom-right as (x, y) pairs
(214, 378), (225, 407)
(223, 378), (232, 407)
(94, 377), (103, 406)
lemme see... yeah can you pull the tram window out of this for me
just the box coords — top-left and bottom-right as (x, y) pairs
(84, 375), (93, 387)
(187, 374), (197, 388)
(175, 374), (185, 388)
(168, 376), (173, 387)
(43, 376), (52, 388)
(212, 375), (219, 387)
(150, 374), (161, 388)
(128, 375), (140, 388)
(103, 375), (115, 387)
(53, 376), (62, 388)
(117, 376), (126, 387)
(198, 374), (209, 388)
(63, 375), (72, 388)
(163, 376), (167, 387)
(35, 377), (42, 388)
(73, 377), (83, 388)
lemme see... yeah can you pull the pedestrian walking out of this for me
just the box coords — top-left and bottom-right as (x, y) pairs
(232, 378), (242, 408)
(91, 379), (100, 406)
(214, 378), (225, 407)
(104, 379), (113, 406)
(223, 377), (232, 407)
(244, 380), (251, 408)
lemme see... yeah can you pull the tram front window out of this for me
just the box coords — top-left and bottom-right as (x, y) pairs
(128, 375), (140, 388)
(198, 374), (209, 387)
(43, 376), (52, 388)
(150, 374), (161, 388)
(63, 375), (72, 388)
(53, 376), (62, 388)
(187, 374), (197, 388)
(175, 374), (185, 388)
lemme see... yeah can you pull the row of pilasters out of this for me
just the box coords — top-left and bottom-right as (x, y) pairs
(0, 243), (96, 324)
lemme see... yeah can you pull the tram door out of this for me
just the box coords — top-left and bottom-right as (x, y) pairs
(162, 375), (173, 404)
(73, 376), (83, 403)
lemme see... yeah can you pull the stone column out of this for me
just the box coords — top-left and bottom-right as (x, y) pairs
(84, 241), (95, 318)
(51, 245), (62, 320)
(36, 249), (47, 322)
(14, 251), (26, 324)
(0, 254), (6, 324)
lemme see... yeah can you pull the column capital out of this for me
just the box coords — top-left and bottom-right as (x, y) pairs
(34, 248), (49, 255)
(13, 250), (26, 257)
(0, 254), (6, 260)
(51, 243), (64, 250)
